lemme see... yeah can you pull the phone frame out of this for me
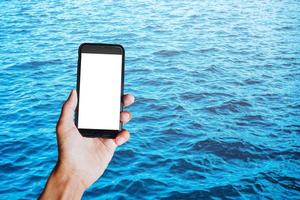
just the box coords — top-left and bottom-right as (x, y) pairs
(75, 43), (125, 138)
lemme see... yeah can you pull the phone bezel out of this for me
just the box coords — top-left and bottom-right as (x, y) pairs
(75, 43), (125, 138)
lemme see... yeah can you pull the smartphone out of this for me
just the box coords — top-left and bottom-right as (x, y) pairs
(75, 43), (125, 138)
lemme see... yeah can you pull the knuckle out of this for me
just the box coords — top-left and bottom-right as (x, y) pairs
(63, 101), (70, 110)
(56, 121), (64, 133)
(56, 120), (70, 133)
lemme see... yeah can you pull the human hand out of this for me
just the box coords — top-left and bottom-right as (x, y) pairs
(40, 90), (134, 199)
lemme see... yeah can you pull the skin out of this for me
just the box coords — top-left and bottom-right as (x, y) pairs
(39, 90), (134, 199)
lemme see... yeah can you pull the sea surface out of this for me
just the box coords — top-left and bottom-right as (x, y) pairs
(0, 0), (299, 199)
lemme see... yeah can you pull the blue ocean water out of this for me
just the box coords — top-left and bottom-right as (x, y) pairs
(0, 0), (300, 199)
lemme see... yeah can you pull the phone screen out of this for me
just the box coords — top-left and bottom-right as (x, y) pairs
(77, 52), (122, 130)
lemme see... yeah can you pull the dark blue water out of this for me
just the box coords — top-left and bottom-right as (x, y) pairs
(0, 0), (300, 199)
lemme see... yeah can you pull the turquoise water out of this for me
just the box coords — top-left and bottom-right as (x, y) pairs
(1, 0), (300, 199)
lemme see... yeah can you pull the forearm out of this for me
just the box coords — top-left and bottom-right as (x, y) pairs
(39, 164), (85, 200)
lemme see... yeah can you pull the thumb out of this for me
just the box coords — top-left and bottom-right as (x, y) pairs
(59, 90), (78, 127)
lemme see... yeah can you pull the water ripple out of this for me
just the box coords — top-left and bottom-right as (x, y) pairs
(0, 0), (300, 199)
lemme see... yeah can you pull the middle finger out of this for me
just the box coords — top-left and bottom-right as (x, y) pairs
(120, 111), (132, 124)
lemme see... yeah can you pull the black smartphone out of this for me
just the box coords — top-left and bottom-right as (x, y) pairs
(75, 43), (125, 138)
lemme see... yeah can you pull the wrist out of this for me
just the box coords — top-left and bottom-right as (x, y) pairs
(39, 163), (86, 200)
(55, 161), (88, 189)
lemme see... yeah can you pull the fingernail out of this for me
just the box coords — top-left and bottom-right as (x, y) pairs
(117, 137), (126, 145)
(122, 112), (130, 123)
(125, 112), (131, 121)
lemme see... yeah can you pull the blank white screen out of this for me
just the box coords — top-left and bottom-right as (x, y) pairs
(78, 53), (122, 130)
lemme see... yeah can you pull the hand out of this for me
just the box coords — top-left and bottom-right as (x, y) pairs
(40, 90), (134, 199)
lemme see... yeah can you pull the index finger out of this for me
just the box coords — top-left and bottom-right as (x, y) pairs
(122, 94), (135, 107)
